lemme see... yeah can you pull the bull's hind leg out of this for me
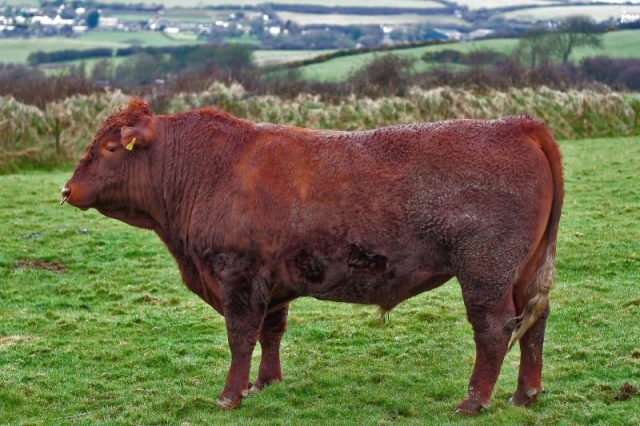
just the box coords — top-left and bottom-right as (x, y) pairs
(456, 281), (516, 415)
(251, 305), (289, 393)
(511, 305), (548, 406)
(510, 239), (553, 406)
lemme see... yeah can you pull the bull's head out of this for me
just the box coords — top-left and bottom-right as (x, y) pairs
(62, 98), (159, 229)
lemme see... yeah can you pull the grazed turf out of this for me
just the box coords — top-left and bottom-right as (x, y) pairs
(0, 136), (638, 424)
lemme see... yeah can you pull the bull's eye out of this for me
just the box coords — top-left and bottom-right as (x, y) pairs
(106, 145), (117, 153)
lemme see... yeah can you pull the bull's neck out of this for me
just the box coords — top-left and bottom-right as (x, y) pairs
(121, 141), (168, 230)
(154, 114), (248, 242)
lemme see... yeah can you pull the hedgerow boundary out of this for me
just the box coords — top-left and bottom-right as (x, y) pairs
(1, 84), (639, 172)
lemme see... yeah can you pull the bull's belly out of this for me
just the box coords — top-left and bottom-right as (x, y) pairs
(286, 241), (452, 310)
(305, 266), (452, 310)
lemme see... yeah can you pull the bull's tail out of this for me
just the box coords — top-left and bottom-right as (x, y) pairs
(508, 119), (564, 350)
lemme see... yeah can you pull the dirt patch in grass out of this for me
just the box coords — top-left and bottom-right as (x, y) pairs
(0, 335), (31, 348)
(14, 259), (65, 272)
(615, 382), (640, 402)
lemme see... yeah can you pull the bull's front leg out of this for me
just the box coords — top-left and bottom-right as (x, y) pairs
(214, 255), (271, 410)
(251, 304), (288, 393)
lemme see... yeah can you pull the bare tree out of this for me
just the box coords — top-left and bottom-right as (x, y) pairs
(555, 16), (603, 64)
(516, 16), (602, 67)
(516, 25), (558, 67)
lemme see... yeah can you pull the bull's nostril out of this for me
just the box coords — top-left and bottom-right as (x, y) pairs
(60, 187), (71, 205)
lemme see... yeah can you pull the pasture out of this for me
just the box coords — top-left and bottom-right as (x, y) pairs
(253, 49), (336, 66)
(1, 135), (638, 424)
(0, 31), (201, 65)
(93, 0), (444, 7)
(299, 29), (640, 81)
(501, 5), (640, 22)
(451, 0), (640, 9)
(274, 12), (468, 27)
(299, 38), (519, 81)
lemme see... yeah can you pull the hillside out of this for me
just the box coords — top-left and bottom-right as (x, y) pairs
(298, 29), (640, 81)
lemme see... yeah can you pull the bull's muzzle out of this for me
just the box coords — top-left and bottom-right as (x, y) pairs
(60, 187), (71, 205)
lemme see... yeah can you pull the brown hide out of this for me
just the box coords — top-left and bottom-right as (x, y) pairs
(64, 99), (563, 413)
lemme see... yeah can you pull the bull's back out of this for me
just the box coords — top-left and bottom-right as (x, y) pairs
(256, 117), (552, 231)
(234, 116), (553, 258)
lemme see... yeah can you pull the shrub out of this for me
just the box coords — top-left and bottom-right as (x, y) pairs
(349, 54), (415, 97)
(1, 85), (638, 172)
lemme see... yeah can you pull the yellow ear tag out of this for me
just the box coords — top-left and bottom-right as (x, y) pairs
(125, 137), (136, 151)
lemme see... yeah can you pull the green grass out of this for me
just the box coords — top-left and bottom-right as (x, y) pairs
(452, 0), (560, 9)
(254, 49), (336, 66)
(94, 0), (444, 7)
(1, 135), (639, 424)
(572, 29), (640, 61)
(300, 38), (520, 81)
(501, 4), (640, 23)
(76, 30), (201, 47)
(275, 11), (468, 27)
(299, 29), (640, 81)
(0, 37), (124, 65)
(0, 31), (202, 65)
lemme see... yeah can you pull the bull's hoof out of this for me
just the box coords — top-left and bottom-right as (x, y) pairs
(510, 387), (543, 406)
(249, 377), (282, 394)
(455, 399), (489, 415)
(216, 397), (241, 410)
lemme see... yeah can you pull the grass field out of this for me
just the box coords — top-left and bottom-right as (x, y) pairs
(1, 135), (638, 424)
(0, 31), (202, 65)
(253, 49), (336, 66)
(76, 31), (199, 46)
(94, 0), (445, 7)
(501, 4), (640, 22)
(275, 12), (469, 27)
(451, 0), (560, 9)
(43, 48), (333, 70)
(451, 0), (640, 7)
(299, 29), (640, 81)
(0, 37), (124, 66)
(299, 38), (519, 81)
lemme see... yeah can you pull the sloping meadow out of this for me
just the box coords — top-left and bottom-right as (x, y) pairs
(1, 84), (639, 172)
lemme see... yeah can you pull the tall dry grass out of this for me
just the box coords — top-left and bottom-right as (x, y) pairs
(1, 84), (638, 171)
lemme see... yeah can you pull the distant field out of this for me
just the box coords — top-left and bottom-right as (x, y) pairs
(93, 0), (444, 7)
(41, 50), (335, 75)
(299, 38), (519, 81)
(0, 0), (37, 5)
(451, 0), (640, 7)
(254, 49), (336, 66)
(0, 38), (124, 65)
(0, 31), (202, 65)
(276, 11), (469, 27)
(77, 31), (201, 47)
(451, 0), (560, 9)
(571, 29), (640, 61)
(502, 5), (640, 22)
(299, 29), (640, 81)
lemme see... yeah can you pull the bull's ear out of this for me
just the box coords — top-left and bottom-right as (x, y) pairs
(120, 98), (156, 151)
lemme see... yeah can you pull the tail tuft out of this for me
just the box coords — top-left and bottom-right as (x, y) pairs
(508, 252), (555, 350)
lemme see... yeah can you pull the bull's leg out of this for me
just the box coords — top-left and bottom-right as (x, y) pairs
(456, 286), (515, 415)
(251, 305), (289, 393)
(216, 261), (271, 410)
(511, 304), (549, 406)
